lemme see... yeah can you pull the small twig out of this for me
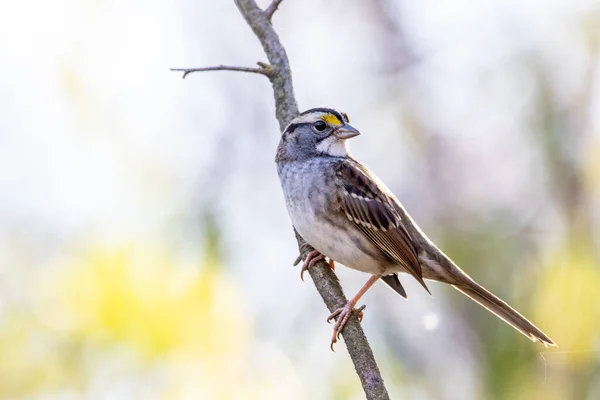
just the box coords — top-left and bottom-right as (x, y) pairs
(265, 0), (284, 20)
(170, 64), (272, 79)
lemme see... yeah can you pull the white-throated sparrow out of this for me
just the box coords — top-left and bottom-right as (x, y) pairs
(276, 107), (556, 349)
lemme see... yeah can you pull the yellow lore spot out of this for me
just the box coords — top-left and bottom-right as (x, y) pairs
(322, 113), (342, 126)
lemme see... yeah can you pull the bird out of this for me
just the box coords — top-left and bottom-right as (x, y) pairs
(275, 107), (556, 350)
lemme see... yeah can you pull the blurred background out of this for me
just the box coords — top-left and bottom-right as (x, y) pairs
(1, 0), (599, 398)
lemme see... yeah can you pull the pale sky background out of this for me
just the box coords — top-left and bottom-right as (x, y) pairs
(0, 0), (599, 399)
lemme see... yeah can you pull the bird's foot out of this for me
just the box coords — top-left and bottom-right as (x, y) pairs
(292, 244), (335, 281)
(327, 303), (366, 351)
(299, 250), (326, 281)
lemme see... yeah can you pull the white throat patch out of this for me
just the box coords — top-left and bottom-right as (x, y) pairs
(316, 135), (349, 157)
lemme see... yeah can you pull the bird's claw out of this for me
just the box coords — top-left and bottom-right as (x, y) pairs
(300, 250), (326, 281)
(327, 304), (366, 351)
(293, 245), (335, 281)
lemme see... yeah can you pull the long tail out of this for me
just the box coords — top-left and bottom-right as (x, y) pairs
(452, 276), (556, 347)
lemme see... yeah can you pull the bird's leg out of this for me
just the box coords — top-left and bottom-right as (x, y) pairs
(293, 244), (335, 281)
(327, 274), (381, 350)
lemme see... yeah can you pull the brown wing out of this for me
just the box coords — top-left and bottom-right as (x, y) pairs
(335, 159), (430, 293)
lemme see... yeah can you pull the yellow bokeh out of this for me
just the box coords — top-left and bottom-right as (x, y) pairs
(511, 365), (571, 400)
(37, 246), (249, 360)
(533, 244), (600, 367)
(0, 245), (305, 399)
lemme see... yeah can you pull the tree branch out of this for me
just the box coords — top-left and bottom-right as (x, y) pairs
(234, 2), (390, 398)
(233, 0), (298, 130)
(177, 1), (391, 398)
(264, 0), (284, 20)
(170, 64), (272, 79)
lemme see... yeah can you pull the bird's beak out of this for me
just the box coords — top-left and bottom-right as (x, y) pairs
(335, 123), (360, 139)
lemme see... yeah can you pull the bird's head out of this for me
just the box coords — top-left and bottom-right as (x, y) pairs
(276, 108), (360, 162)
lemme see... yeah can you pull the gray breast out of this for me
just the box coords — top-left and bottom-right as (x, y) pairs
(277, 159), (387, 275)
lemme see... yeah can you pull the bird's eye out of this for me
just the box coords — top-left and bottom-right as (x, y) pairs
(313, 120), (328, 132)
